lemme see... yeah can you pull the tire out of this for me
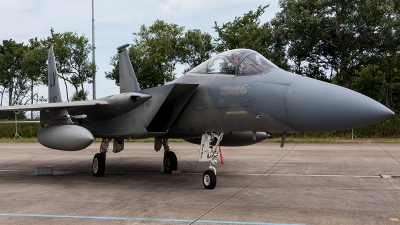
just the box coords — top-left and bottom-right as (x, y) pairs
(163, 151), (178, 173)
(203, 170), (217, 189)
(92, 153), (105, 177)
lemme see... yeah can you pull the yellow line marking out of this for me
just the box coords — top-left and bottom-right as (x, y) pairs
(390, 218), (399, 222)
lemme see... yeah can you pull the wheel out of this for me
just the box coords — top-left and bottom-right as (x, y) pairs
(163, 151), (178, 173)
(203, 170), (217, 189)
(92, 153), (105, 177)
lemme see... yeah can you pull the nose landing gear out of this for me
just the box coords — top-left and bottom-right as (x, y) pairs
(203, 169), (217, 189)
(199, 132), (224, 189)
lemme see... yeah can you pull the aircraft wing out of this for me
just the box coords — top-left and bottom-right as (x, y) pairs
(0, 100), (109, 119)
(0, 92), (152, 123)
(0, 100), (109, 112)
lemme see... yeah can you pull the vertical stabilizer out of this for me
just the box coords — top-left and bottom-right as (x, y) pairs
(47, 43), (62, 103)
(118, 44), (140, 93)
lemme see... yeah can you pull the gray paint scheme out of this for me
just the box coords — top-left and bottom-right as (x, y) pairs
(47, 44), (62, 103)
(37, 125), (93, 151)
(0, 46), (394, 150)
(168, 67), (393, 136)
(118, 44), (140, 93)
(184, 131), (269, 146)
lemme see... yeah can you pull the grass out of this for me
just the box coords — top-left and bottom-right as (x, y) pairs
(0, 137), (39, 143)
(1, 137), (398, 143)
(265, 137), (400, 143)
(0, 115), (399, 142)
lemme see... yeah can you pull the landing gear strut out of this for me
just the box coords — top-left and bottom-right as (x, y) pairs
(199, 132), (224, 189)
(162, 138), (177, 173)
(92, 138), (109, 177)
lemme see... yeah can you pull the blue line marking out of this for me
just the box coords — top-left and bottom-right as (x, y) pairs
(0, 212), (304, 225)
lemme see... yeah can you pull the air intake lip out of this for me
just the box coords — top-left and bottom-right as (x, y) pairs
(129, 96), (141, 102)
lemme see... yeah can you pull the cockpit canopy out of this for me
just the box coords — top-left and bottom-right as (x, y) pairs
(188, 49), (277, 75)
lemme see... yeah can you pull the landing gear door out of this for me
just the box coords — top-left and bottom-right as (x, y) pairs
(112, 138), (124, 153)
(199, 134), (210, 162)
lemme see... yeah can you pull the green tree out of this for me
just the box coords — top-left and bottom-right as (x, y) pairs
(20, 38), (47, 118)
(273, 0), (400, 88)
(0, 47), (6, 105)
(71, 89), (89, 101)
(43, 28), (96, 101)
(352, 65), (384, 100)
(0, 39), (29, 106)
(106, 20), (214, 88)
(105, 54), (119, 86)
(106, 20), (183, 88)
(134, 20), (184, 88)
(213, 5), (289, 70)
(179, 29), (214, 73)
(21, 38), (47, 103)
(352, 56), (400, 112)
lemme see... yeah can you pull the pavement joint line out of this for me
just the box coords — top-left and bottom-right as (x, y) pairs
(265, 173), (381, 178)
(190, 165), (280, 223)
(189, 174), (266, 224)
(0, 212), (305, 225)
(0, 170), (390, 178)
(376, 143), (400, 164)
(265, 143), (297, 175)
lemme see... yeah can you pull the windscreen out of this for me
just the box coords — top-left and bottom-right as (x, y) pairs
(188, 49), (277, 75)
(239, 53), (276, 75)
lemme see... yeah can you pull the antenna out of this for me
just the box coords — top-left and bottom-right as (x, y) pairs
(350, 129), (357, 139)
(13, 111), (21, 139)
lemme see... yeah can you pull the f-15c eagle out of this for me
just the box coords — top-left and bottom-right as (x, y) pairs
(0, 43), (393, 189)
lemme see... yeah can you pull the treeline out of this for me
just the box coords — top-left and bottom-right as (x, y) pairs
(0, 28), (95, 109)
(0, 123), (39, 138)
(106, 1), (400, 113)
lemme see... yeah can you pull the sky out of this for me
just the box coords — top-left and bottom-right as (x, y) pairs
(0, 0), (281, 100)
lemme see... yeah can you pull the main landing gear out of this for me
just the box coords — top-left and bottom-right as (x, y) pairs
(92, 135), (224, 190)
(161, 138), (177, 173)
(92, 138), (125, 177)
(93, 153), (105, 177)
(92, 138), (109, 177)
(91, 137), (178, 177)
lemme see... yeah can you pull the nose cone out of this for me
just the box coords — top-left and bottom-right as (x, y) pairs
(286, 77), (394, 132)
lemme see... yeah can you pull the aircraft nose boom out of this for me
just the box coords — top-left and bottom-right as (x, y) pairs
(286, 77), (394, 132)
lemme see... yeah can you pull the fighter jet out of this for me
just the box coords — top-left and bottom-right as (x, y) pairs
(0, 43), (394, 189)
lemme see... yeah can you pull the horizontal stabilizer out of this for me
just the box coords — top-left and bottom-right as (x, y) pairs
(0, 92), (152, 124)
(0, 100), (108, 111)
(0, 100), (109, 119)
(84, 92), (152, 121)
